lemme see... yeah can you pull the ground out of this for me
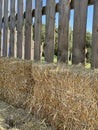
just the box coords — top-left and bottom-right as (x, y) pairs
(0, 100), (52, 130)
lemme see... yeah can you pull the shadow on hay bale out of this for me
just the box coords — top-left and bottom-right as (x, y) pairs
(0, 58), (98, 130)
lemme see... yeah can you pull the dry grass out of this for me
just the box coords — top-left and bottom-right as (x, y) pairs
(0, 57), (98, 130)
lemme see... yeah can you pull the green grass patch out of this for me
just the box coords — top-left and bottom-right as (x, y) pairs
(85, 63), (91, 69)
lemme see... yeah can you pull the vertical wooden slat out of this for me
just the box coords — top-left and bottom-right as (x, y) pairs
(25, 0), (32, 60)
(3, 0), (9, 56)
(91, 0), (98, 68)
(0, 0), (2, 56)
(17, 0), (23, 58)
(9, 0), (15, 57)
(72, 0), (88, 64)
(45, 0), (55, 62)
(58, 0), (70, 63)
(34, 0), (42, 61)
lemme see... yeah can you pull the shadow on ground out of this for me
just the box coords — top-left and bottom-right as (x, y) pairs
(0, 100), (52, 130)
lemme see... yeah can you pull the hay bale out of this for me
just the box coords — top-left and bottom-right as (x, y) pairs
(0, 58), (35, 108)
(0, 57), (98, 129)
(31, 64), (98, 130)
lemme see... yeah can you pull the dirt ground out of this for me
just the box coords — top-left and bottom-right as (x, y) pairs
(0, 100), (52, 130)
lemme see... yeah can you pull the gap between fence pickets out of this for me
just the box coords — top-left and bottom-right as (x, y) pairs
(1, 0), (94, 23)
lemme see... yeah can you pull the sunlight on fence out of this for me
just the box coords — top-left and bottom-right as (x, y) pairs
(0, 0), (97, 68)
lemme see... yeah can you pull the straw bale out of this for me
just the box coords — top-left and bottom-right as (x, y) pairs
(0, 58), (35, 108)
(31, 64), (98, 130)
(0, 57), (98, 129)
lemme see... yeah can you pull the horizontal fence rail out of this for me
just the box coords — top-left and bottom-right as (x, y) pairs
(1, 0), (94, 22)
(0, 0), (98, 68)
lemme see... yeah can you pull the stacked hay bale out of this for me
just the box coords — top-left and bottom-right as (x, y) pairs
(0, 58), (98, 130)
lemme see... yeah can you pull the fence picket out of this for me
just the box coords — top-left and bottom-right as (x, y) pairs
(17, 0), (23, 58)
(1, 0), (98, 68)
(34, 0), (42, 61)
(91, 0), (98, 68)
(0, 0), (2, 56)
(9, 0), (15, 57)
(25, 0), (32, 60)
(45, 0), (55, 62)
(58, 0), (70, 63)
(72, 0), (88, 64)
(3, 0), (9, 56)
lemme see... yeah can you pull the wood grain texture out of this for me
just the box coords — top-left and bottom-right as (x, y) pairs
(17, 0), (24, 58)
(25, 0), (32, 60)
(0, 0), (2, 56)
(45, 0), (55, 62)
(34, 0), (42, 61)
(72, 0), (88, 64)
(3, 0), (8, 56)
(9, 0), (15, 57)
(91, 0), (98, 68)
(58, 0), (70, 63)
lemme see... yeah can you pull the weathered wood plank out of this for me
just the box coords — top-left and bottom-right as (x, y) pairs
(9, 0), (15, 57)
(72, 0), (88, 64)
(0, 0), (2, 56)
(34, 0), (42, 61)
(32, 0), (94, 16)
(17, 0), (23, 58)
(25, 0), (32, 60)
(71, 0), (93, 9)
(58, 0), (70, 63)
(1, 0), (94, 23)
(3, 0), (9, 56)
(45, 0), (55, 62)
(40, 0), (93, 16)
(91, 0), (98, 68)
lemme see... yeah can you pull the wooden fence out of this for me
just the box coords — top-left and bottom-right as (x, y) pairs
(0, 0), (97, 68)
